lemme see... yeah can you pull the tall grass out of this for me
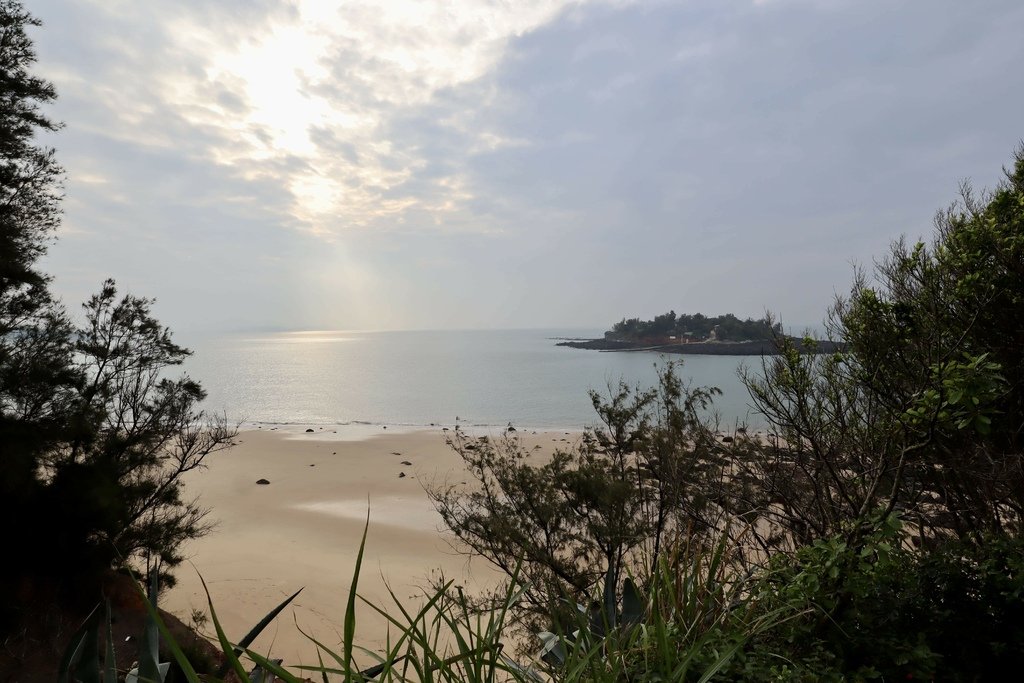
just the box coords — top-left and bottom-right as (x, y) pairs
(67, 522), (790, 682)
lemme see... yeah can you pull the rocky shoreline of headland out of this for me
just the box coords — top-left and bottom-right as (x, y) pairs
(556, 337), (845, 355)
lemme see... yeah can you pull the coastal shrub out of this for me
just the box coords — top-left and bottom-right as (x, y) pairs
(733, 515), (1024, 681)
(56, 512), (1024, 682)
(143, 519), (532, 683)
(0, 0), (236, 625)
(735, 146), (1024, 554)
(607, 312), (782, 342)
(121, 526), (785, 683)
(427, 361), (733, 637)
(537, 531), (799, 683)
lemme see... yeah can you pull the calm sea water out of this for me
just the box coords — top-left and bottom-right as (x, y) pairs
(180, 329), (765, 431)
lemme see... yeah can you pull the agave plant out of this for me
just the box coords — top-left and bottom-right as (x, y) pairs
(533, 531), (796, 682)
(537, 567), (644, 669)
(136, 512), (528, 682)
(58, 573), (169, 683)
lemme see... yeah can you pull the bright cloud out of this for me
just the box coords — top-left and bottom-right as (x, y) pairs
(31, 0), (1024, 333)
(151, 1), (606, 236)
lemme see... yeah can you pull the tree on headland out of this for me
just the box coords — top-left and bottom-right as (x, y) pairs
(0, 0), (234, 623)
(607, 312), (782, 342)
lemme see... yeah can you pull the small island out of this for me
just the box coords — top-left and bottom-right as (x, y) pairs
(558, 311), (843, 355)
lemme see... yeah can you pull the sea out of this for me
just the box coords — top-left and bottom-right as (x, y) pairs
(181, 329), (767, 432)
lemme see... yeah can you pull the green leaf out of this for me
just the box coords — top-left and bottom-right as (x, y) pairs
(136, 584), (203, 683)
(138, 573), (162, 683)
(344, 508), (371, 676)
(57, 604), (101, 683)
(212, 582), (304, 679)
(622, 577), (644, 626)
(103, 600), (117, 683)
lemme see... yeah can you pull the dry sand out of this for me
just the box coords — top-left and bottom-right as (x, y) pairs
(164, 425), (580, 669)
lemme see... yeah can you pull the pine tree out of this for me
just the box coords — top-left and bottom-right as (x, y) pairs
(0, 2), (235, 618)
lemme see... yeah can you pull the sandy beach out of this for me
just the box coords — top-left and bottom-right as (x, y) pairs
(164, 425), (579, 669)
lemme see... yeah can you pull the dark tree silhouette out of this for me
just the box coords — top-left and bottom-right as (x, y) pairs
(0, 2), (235, 620)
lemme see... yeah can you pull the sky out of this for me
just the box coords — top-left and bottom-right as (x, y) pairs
(30, 0), (1024, 333)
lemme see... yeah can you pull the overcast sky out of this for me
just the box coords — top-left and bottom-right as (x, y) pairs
(31, 0), (1024, 333)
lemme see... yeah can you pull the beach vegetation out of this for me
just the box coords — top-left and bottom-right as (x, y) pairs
(6, 0), (1024, 677)
(62, 519), (792, 682)
(607, 312), (781, 343)
(427, 145), (1024, 679)
(427, 362), (733, 638)
(736, 146), (1024, 550)
(0, 0), (234, 658)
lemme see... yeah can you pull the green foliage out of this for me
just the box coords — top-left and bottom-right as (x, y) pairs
(133, 574), (169, 683)
(538, 531), (797, 683)
(20, 281), (237, 592)
(608, 311), (782, 342)
(427, 362), (728, 635)
(57, 603), (112, 683)
(830, 148), (1024, 541)
(152, 521), (529, 683)
(902, 352), (1005, 435)
(100, 526), (784, 683)
(732, 515), (1024, 681)
(0, 2), (235, 617)
(51, 514), (1024, 682)
(58, 581), (169, 683)
(0, 0), (82, 620)
(0, 0), (62, 308)
(738, 332), (893, 548)
(736, 146), (1024, 551)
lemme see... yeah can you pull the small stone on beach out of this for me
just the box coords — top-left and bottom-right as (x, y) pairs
(400, 460), (412, 465)
(256, 478), (270, 485)
(398, 472), (406, 478)
(305, 428), (314, 433)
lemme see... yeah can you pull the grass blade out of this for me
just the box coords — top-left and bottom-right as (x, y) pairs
(199, 573), (250, 681)
(103, 600), (117, 683)
(344, 509), (371, 676)
(244, 648), (305, 683)
(213, 585), (304, 678)
(136, 584), (203, 683)
(137, 572), (164, 683)
(57, 604), (101, 683)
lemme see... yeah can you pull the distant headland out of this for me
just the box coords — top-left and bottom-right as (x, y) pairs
(556, 311), (844, 355)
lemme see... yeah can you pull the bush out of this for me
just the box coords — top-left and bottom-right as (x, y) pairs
(739, 515), (1024, 681)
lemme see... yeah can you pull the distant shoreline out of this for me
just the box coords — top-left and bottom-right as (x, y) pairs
(556, 338), (845, 355)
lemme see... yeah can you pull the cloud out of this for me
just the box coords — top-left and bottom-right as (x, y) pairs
(29, 0), (1024, 332)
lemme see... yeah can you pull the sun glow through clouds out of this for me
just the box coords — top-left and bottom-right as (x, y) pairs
(174, 0), (599, 236)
